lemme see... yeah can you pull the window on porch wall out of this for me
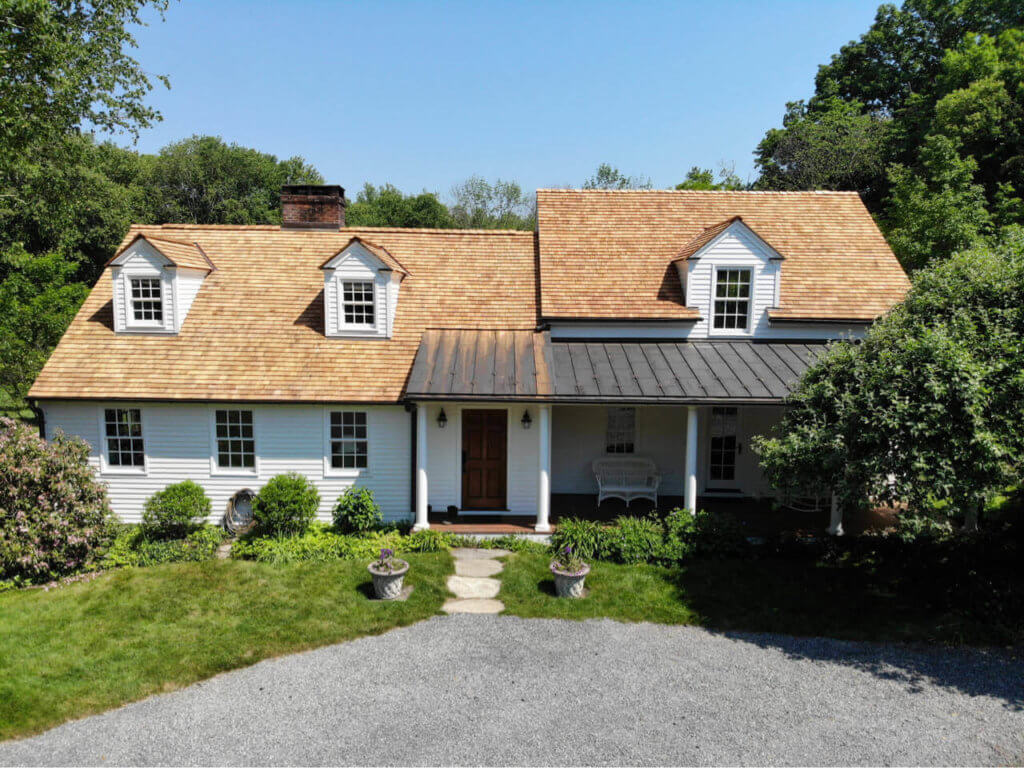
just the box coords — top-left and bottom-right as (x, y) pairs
(709, 407), (738, 480)
(605, 407), (635, 453)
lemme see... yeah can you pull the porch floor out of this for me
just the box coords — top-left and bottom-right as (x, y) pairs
(428, 494), (897, 537)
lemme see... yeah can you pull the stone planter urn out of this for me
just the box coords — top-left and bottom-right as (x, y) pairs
(368, 559), (409, 600)
(550, 562), (590, 598)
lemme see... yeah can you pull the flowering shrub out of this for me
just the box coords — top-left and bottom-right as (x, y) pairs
(550, 545), (586, 575)
(141, 480), (212, 540)
(253, 472), (320, 536)
(332, 487), (383, 534)
(0, 418), (114, 584)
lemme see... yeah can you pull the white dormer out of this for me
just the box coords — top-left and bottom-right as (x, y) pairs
(107, 234), (214, 334)
(320, 237), (409, 339)
(672, 217), (784, 339)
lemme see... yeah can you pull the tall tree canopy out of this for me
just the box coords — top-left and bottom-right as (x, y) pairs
(753, 0), (1024, 268)
(675, 165), (745, 190)
(582, 163), (652, 190)
(449, 176), (535, 229)
(345, 183), (453, 229)
(755, 229), (1024, 528)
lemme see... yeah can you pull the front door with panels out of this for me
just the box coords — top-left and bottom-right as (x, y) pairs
(461, 409), (508, 510)
(706, 406), (742, 493)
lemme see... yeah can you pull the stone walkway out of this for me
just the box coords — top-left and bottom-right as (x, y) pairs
(442, 547), (508, 614)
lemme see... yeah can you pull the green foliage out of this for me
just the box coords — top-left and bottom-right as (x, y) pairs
(0, 0), (170, 171)
(660, 507), (697, 561)
(253, 473), (320, 537)
(101, 524), (225, 569)
(448, 175), (535, 229)
(468, 534), (549, 554)
(607, 515), (664, 564)
(230, 523), (456, 564)
(582, 163), (652, 190)
(0, 245), (88, 404)
(549, 518), (614, 561)
(331, 487), (384, 534)
(136, 135), (323, 225)
(755, 232), (1024, 524)
(753, 1), (1024, 266)
(345, 183), (454, 228)
(687, 509), (750, 559)
(141, 481), (212, 540)
(675, 165), (745, 190)
(0, 417), (114, 584)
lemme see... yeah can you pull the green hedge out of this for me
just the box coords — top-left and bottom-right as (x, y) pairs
(102, 525), (226, 569)
(230, 524), (461, 564)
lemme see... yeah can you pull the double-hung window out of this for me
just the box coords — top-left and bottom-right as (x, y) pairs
(215, 409), (255, 470)
(104, 408), (145, 469)
(712, 268), (752, 331)
(605, 407), (636, 454)
(330, 411), (368, 469)
(130, 278), (163, 323)
(341, 281), (375, 327)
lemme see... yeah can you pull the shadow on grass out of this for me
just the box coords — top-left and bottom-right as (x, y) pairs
(669, 560), (1024, 710)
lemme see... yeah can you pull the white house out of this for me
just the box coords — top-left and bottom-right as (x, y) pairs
(29, 185), (911, 533)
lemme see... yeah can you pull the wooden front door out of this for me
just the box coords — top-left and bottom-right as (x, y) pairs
(462, 409), (507, 510)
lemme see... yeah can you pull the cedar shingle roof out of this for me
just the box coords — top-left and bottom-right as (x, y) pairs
(536, 189), (909, 321)
(323, 236), (410, 276)
(31, 225), (537, 403)
(109, 233), (214, 272)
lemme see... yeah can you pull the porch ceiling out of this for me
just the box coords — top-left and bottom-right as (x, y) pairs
(406, 329), (827, 403)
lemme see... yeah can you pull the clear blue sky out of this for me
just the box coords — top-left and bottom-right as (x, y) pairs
(125, 0), (881, 198)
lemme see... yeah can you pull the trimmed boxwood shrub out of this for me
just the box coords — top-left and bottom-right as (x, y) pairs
(332, 487), (383, 534)
(253, 472), (320, 536)
(0, 418), (114, 584)
(141, 480), (212, 539)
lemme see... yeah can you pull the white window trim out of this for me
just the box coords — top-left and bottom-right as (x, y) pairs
(96, 406), (148, 475)
(208, 407), (260, 477)
(709, 265), (755, 337)
(338, 278), (376, 330)
(605, 406), (638, 455)
(329, 274), (390, 338)
(322, 407), (373, 478)
(120, 270), (174, 333)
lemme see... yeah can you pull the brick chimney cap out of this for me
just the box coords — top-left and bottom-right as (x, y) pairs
(281, 184), (345, 199)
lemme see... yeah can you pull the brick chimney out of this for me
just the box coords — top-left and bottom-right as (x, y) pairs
(280, 185), (346, 229)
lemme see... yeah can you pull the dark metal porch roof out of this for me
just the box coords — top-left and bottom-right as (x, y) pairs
(406, 330), (827, 403)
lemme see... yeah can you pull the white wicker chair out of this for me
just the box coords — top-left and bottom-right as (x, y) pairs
(592, 457), (661, 506)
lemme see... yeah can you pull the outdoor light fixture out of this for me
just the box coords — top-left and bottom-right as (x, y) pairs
(521, 410), (533, 429)
(437, 408), (448, 429)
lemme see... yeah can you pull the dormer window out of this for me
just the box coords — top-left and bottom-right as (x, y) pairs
(713, 268), (752, 331)
(130, 278), (164, 323)
(342, 280), (375, 327)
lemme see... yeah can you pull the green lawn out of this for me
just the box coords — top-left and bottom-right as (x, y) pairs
(498, 552), (1014, 646)
(0, 553), (452, 741)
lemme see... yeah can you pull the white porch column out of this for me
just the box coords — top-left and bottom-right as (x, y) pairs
(684, 405), (698, 514)
(535, 404), (552, 533)
(827, 494), (844, 536)
(413, 404), (429, 531)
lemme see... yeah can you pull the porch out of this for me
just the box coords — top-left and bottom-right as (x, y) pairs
(406, 331), (842, 535)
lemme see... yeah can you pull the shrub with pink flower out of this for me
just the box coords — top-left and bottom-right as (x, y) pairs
(0, 417), (114, 584)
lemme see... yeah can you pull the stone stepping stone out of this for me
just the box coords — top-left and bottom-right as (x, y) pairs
(442, 598), (505, 614)
(450, 547), (510, 560)
(447, 575), (500, 599)
(455, 559), (504, 578)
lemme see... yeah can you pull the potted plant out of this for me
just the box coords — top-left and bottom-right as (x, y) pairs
(368, 548), (409, 600)
(550, 545), (590, 598)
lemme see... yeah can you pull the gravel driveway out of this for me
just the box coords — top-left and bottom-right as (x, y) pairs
(2, 615), (1022, 766)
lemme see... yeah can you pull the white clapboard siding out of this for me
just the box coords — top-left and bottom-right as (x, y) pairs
(423, 403), (540, 515)
(41, 401), (412, 524)
(173, 267), (208, 324)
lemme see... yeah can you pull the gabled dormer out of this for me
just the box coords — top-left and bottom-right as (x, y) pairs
(672, 217), (784, 338)
(107, 234), (215, 334)
(320, 237), (409, 339)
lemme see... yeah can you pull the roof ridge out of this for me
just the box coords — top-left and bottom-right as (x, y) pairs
(134, 223), (536, 236)
(535, 188), (862, 195)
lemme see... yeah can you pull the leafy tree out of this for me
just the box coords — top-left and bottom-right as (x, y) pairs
(582, 163), (652, 190)
(675, 164), (745, 190)
(753, 98), (889, 200)
(449, 175), (534, 229)
(755, 230), (1024, 530)
(345, 183), (453, 228)
(885, 135), (992, 269)
(0, 244), (88, 405)
(0, 0), (170, 171)
(136, 135), (323, 225)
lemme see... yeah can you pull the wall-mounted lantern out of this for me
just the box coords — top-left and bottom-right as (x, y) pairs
(521, 410), (533, 429)
(437, 408), (448, 429)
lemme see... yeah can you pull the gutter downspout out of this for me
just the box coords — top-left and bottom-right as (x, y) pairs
(27, 399), (45, 439)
